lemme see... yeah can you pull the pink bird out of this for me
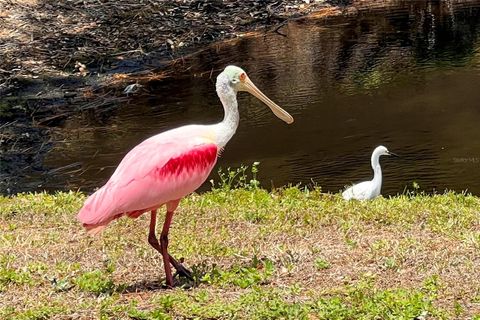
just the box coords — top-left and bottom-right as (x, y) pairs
(77, 65), (294, 287)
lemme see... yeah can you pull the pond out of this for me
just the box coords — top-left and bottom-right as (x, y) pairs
(28, 1), (480, 195)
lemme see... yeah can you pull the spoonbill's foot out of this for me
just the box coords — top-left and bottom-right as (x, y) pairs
(174, 265), (193, 280)
(161, 282), (174, 289)
(169, 254), (193, 280)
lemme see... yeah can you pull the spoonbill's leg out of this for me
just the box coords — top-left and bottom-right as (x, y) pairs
(160, 207), (175, 287)
(148, 215), (193, 282)
(148, 209), (172, 286)
(162, 200), (193, 280)
(147, 201), (192, 287)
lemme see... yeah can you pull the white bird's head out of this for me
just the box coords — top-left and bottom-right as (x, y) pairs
(219, 65), (294, 124)
(373, 145), (399, 157)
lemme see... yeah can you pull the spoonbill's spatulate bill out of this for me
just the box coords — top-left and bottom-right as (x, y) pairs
(342, 145), (398, 201)
(77, 65), (294, 287)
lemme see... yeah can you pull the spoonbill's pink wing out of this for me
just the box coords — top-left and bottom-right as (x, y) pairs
(78, 130), (218, 231)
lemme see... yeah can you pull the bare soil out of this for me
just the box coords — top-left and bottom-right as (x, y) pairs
(0, 0), (342, 90)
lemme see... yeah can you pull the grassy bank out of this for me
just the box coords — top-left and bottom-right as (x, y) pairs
(0, 184), (479, 319)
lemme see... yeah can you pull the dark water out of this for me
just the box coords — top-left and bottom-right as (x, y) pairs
(32, 1), (480, 195)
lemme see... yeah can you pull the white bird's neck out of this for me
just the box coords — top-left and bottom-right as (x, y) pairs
(371, 153), (382, 188)
(212, 73), (239, 148)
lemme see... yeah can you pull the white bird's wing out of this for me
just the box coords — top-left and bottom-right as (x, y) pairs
(342, 181), (373, 200)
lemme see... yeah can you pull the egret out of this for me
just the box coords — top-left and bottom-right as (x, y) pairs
(342, 145), (398, 200)
(77, 65), (294, 287)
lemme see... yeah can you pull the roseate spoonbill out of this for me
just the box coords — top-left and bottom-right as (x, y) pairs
(77, 65), (294, 287)
(342, 146), (398, 200)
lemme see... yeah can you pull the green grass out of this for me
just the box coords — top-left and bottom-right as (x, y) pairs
(0, 176), (479, 318)
(0, 305), (68, 320)
(121, 277), (444, 320)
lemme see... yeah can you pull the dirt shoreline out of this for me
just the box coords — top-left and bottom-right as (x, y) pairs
(0, 1), (343, 92)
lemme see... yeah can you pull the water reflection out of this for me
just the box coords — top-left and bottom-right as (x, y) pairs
(20, 0), (480, 195)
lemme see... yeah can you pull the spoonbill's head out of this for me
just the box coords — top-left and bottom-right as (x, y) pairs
(374, 145), (399, 157)
(220, 65), (294, 124)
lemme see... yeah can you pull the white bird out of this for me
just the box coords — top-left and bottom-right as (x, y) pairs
(342, 145), (398, 200)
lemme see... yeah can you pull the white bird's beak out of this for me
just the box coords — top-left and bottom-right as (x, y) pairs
(241, 75), (294, 124)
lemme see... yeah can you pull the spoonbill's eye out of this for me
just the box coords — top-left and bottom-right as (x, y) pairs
(239, 73), (246, 82)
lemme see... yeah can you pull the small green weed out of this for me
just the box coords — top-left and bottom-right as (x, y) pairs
(314, 258), (330, 270)
(201, 257), (274, 289)
(0, 255), (32, 291)
(212, 162), (261, 191)
(74, 269), (115, 295)
(383, 256), (398, 270)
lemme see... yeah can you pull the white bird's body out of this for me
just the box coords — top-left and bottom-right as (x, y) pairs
(342, 145), (397, 201)
(342, 180), (380, 201)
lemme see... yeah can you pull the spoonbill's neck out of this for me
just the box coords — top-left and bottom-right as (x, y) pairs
(213, 74), (240, 148)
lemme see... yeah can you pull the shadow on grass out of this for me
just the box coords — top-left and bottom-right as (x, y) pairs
(120, 279), (167, 293)
(120, 262), (212, 293)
